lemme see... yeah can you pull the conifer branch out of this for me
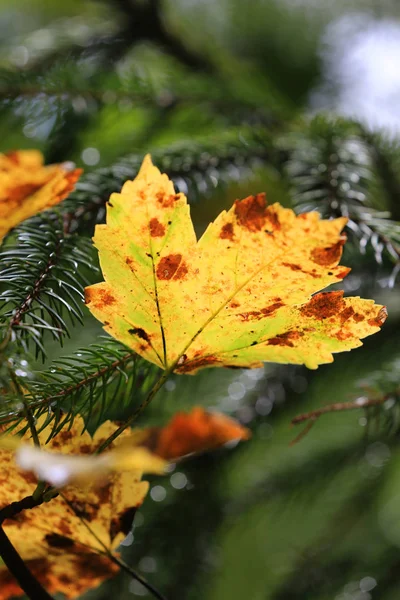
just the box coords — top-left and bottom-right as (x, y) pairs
(281, 117), (400, 281)
(0, 339), (159, 435)
(0, 213), (95, 359)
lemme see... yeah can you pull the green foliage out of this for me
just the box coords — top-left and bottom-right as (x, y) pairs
(22, 338), (159, 439)
(280, 117), (400, 282)
(0, 213), (95, 359)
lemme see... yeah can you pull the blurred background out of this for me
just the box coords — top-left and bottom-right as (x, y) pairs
(1, 1), (400, 599)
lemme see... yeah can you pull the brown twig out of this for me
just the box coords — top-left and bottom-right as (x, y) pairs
(290, 395), (390, 445)
(0, 527), (54, 600)
(0, 494), (45, 522)
(0, 494), (54, 600)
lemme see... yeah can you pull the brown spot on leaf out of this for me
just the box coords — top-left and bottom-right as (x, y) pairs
(311, 240), (345, 266)
(239, 310), (262, 321)
(58, 430), (73, 443)
(239, 302), (284, 321)
(156, 254), (183, 279)
(282, 262), (320, 279)
(336, 268), (351, 279)
(85, 287), (116, 307)
(266, 206), (281, 230)
(79, 444), (92, 454)
(220, 222), (235, 240)
(128, 327), (150, 342)
(156, 192), (180, 207)
(340, 306), (355, 324)
(45, 533), (75, 549)
(353, 313), (365, 322)
(261, 302), (285, 315)
(368, 307), (387, 327)
(335, 329), (352, 341)
(177, 355), (220, 373)
(230, 301), (240, 308)
(58, 521), (73, 537)
(149, 217), (165, 237)
(235, 193), (267, 232)
(267, 330), (303, 347)
(283, 262), (302, 271)
(58, 574), (73, 585)
(175, 262), (188, 280)
(300, 291), (345, 320)
(95, 484), (111, 506)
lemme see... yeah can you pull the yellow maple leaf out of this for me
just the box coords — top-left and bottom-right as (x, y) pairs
(85, 155), (386, 374)
(0, 408), (249, 598)
(0, 149), (82, 241)
(0, 417), (153, 599)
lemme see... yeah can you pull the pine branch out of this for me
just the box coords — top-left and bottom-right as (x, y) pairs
(0, 213), (96, 360)
(359, 130), (400, 219)
(2, 15), (118, 72)
(0, 59), (275, 122)
(0, 338), (159, 437)
(0, 63), (160, 116)
(281, 116), (400, 283)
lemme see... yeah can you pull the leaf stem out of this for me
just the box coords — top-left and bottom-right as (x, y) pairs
(60, 492), (168, 600)
(109, 554), (168, 600)
(96, 367), (172, 453)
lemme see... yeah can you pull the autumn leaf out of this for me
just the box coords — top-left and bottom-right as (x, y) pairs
(0, 417), (151, 599)
(0, 149), (82, 241)
(0, 408), (248, 598)
(132, 406), (251, 460)
(85, 155), (387, 374)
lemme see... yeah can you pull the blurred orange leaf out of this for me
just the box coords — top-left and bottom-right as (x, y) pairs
(136, 406), (251, 460)
(0, 150), (81, 241)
